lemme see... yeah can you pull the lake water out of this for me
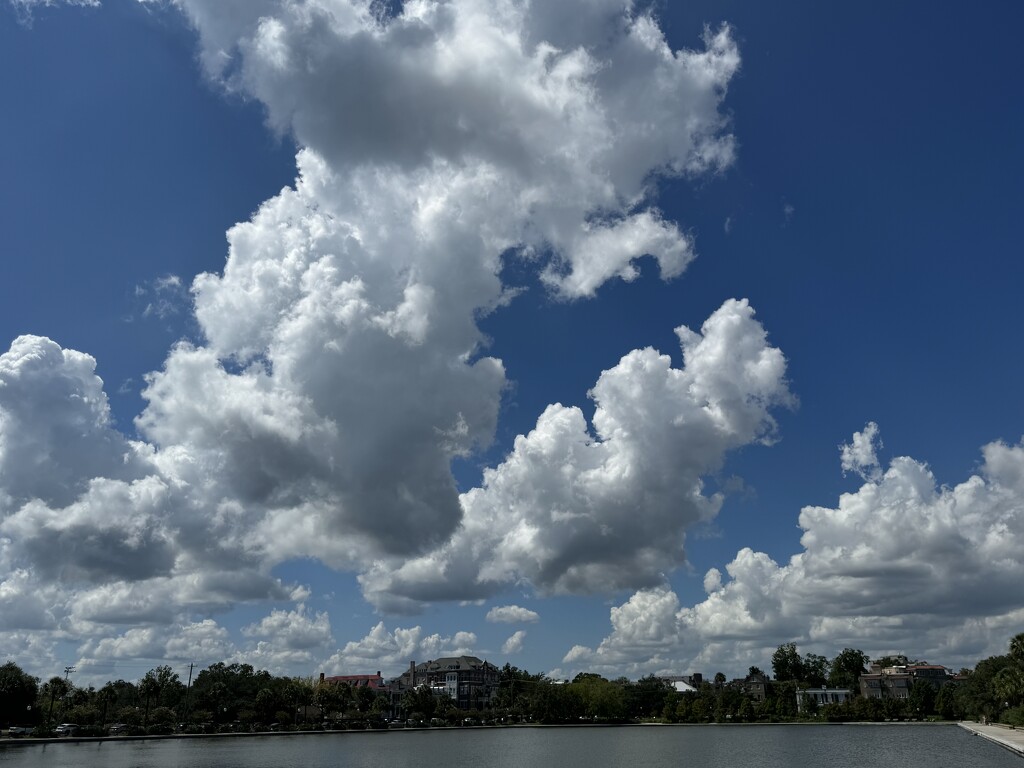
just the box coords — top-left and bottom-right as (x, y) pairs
(1, 724), (1018, 768)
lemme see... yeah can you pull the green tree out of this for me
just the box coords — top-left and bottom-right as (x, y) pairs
(627, 674), (671, 719)
(802, 654), (829, 687)
(736, 697), (754, 722)
(313, 683), (343, 721)
(0, 662), (38, 725)
(908, 678), (936, 717)
(690, 697), (709, 722)
(400, 685), (437, 721)
(41, 676), (71, 725)
(993, 665), (1024, 709)
(935, 684), (961, 720)
(771, 643), (803, 682)
(883, 696), (907, 720)
(674, 695), (691, 722)
(828, 648), (868, 689)
(1009, 633), (1024, 664)
(139, 673), (160, 726)
(354, 683), (376, 714)
(97, 682), (118, 726)
(958, 655), (1008, 720)
(571, 675), (626, 721)
(255, 688), (280, 725)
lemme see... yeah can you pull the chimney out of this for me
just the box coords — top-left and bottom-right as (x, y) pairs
(319, 672), (325, 683)
(410, 660), (416, 687)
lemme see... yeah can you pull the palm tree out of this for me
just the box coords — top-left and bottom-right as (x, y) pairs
(44, 677), (70, 726)
(993, 665), (1024, 709)
(98, 683), (118, 727)
(139, 673), (160, 726)
(1009, 633), (1024, 665)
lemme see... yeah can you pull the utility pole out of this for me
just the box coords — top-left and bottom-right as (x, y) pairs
(62, 667), (75, 720)
(183, 663), (194, 725)
(50, 666), (75, 725)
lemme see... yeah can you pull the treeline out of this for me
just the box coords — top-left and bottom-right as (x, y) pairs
(759, 633), (1024, 725)
(0, 662), (387, 737)
(2, 632), (1022, 736)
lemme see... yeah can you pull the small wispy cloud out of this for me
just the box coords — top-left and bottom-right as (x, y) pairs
(502, 630), (527, 654)
(129, 274), (188, 323)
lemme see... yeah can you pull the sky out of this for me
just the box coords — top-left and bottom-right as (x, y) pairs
(1, 0), (1023, 688)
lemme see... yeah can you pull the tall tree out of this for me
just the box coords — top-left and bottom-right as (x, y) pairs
(1009, 633), (1024, 665)
(97, 682), (118, 727)
(829, 648), (869, 689)
(139, 673), (160, 726)
(42, 676), (71, 726)
(908, 678), (936, 717)
(0, 662), (38, 725)
(993, 665), (1024, 708)
(802, 654), (829, 687)
(771, 643), (803, 682)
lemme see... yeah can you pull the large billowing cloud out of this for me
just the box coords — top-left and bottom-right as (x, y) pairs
(0, 0), (744, 677)
(565, 426), (1024, 677)
(360, 298), (792, 611)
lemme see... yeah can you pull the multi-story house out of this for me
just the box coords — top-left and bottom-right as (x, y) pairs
(746, 672), (769, 703)
(389, 656), (500, 711)
(859, 662), (951, 700)
(796, 687), (854, 713)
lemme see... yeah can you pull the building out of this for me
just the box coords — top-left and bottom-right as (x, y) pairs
(796, 687), (853, 713)
(742, 672), (769, 703)
(389, 656), (499, 711)
(662, 674), (701, 694)
(859, 662), (951, 700)
(320, 672), (386, 690)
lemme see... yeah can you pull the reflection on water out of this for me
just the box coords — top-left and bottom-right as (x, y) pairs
(0, 724), (1017, 768)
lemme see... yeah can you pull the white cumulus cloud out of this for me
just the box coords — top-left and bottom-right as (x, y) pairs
(361, 298), (793, 609)
(486, 605), (540, 624)
(564, 429), (1024, 677)
(0, 0), (744, 673)
(840, 421), (882, 481)
(503, 630), (527, 654)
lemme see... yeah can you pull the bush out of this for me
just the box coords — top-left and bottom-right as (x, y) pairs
(1002, 706), (1024, 727)
(149, 707), (176, 725)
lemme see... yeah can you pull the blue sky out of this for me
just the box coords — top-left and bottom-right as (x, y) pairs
(1, 0), (1023, 686)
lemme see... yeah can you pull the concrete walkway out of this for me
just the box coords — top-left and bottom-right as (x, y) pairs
(958, 722), (1024, 757)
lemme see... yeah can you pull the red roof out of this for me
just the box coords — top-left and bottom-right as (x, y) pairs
(323, 674), (385, 689)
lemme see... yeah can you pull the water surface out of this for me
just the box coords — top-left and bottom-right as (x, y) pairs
(1, 724), (1017, 768)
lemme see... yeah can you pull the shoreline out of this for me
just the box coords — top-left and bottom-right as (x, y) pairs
(0, 720), (961, 748)
(957, 722), (1024, 757)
